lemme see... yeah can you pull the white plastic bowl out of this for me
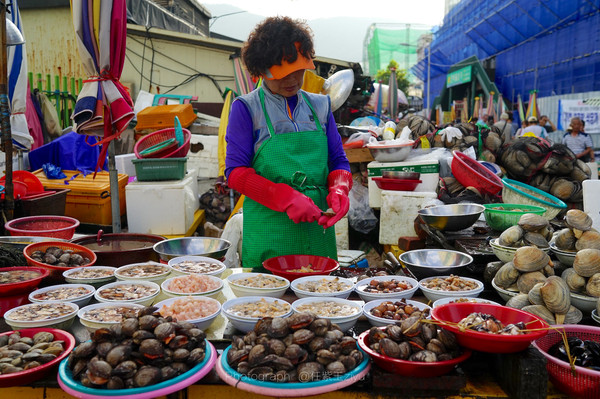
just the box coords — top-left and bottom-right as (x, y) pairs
(362, 298), (431, 327)
(432, 296), (501, 308)
(226, 273), (290, 298)
(4, 301), (79, 330)
(354, 275), (419, 302)
(28, 283), (95, 308)
(418, 275), (484, 303)
(167, 255), (227, 278)
(490, 278), (519, 302)
(94, 280), (161, 306)
(77, 302), (145, 332)
(489, 238), (518, 263)
(63, 266), (116, 288)
(161, 274), (224, 299)
(569, 292), (598, 314)
(114, 261), (172, 284)
(291, 297), (362, 332)
(290, 275), (355, 299)
(154, 296), (222, 330)
(549, 243), (576, 267)
(222, 296), (293, 333)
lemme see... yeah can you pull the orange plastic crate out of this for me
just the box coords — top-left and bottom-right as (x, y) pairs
(32, 170), (128, 225)
(135, 104), (197, 131)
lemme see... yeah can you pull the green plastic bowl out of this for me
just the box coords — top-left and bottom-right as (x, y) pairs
(483, 203), (547, 231)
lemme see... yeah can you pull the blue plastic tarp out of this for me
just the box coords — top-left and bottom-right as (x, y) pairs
(28, 132), (108, 173)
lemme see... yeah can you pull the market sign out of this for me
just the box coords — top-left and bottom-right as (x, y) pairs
(558, 99), (600, 134)
(446, 65), (472, 88)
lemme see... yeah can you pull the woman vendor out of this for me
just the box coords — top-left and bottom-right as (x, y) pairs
(225, 16), (352, 270)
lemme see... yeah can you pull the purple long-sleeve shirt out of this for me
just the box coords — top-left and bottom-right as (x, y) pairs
(225, 93), (350, 178)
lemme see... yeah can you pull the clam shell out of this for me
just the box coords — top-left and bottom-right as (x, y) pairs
(543, 264), (555, 277)
(517, 271), (547, 294)
(561, 267), (586, 293)
(485, 132), (502, 152)
(518, 213), (549, 232)
(575, 230), (600, 251)
(554, 228), (576, 251)
(505, 294), (531, 309)
(522, 305), (556, 325)
(528, 282), (545, 306)
(586, 273), (600, 297)
(493, 262), (520, 289)
(565, 209), (593, 232)
(499, 226), (525, 247)
(513, 246), (550, 272)
(550, 178), (576, 201)
(572, 248), (600, 277)
(540, 276), (571, 314)
(523, 232), (549, 249)
(564, 305), (583, 325)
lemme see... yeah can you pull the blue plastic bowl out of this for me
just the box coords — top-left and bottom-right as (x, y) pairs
(502, 178), (567, 219)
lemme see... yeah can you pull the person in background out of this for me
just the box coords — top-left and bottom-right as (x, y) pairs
(515, 119), (528, 138)
(539, 115), (556, 133)
(562, 116), (595, 162)
(517, 116), (548, 138)
(493, 112), (513, 144)
(224, 16), (352, 270)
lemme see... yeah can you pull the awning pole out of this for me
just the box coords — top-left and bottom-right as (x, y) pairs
(108, 140), (121, 233)
(0, 4), (14, 221)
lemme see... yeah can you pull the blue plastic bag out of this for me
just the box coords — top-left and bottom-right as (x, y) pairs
(42, 163), (67, 179)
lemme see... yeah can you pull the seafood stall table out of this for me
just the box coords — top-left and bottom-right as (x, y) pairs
(0, 267), (580, 398)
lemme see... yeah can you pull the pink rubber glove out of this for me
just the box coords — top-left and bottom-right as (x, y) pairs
(318, 169), (353, 229)
(228, 167), (322, 223)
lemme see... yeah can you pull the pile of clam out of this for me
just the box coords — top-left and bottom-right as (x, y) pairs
(226, 313), (362, 383)
(493, 246), (555, 294)
(505, 275), (581, 325)
(0, 331), (64, 375)
(30, 247), (91, 267)
(561, 249), (600, 298)
(367, 318), (463, 362)
(497, 213), (553, 249)
(67, 306), (206, 389)
(553, 210), (600, 252)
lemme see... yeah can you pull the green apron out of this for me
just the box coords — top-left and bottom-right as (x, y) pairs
(242, 88), (337, 271)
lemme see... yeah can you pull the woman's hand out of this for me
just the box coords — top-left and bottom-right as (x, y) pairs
(318, 170), (353, 229)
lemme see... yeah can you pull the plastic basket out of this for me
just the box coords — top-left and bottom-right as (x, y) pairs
(23, 241), (97, 281)
(482, 203), (547, 231)
(134, 127), (191, 159)
(502, 178), (567, 220)
(4, 215), (80, 239)
(533, 325), (600, 399)
(451, 151), (503, 196)
(132, 157), (187, 181)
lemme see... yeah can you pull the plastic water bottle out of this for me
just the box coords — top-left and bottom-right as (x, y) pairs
(383, 121), (396, 141)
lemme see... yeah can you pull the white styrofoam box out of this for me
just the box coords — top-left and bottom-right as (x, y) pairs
(126, 172), (199, 235)
(583, 180), (600, 231)
(115, 153), (137, 177)
(379, 190), (437, 245)
(335, 215), (349, 251)
(188, 134), (220, 178)
(586, 162), (598, 180)
(367, 160), (440, 208)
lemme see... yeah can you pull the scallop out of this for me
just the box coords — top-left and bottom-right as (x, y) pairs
(522, 305), (556, 325)
(518, 213), (549, 232)
(517, 272), (546, 294)
(513, 246), (550, 272)
(565, 209), (593, 232)
(505, 294), (531, 310)
(528, 282), (545, 306)
(499, 226), (525, 247)
(554, 228), (576, 251)
(493, 262), (520, 289)
(561, 268), (586, 293)
(586, 273), (600, 297)
(540, 276), (571, 315)
(572, 249), (600, 277)
(575, 230), (600, 251)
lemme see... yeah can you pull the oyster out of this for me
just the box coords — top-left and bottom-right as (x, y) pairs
(540, 276), (571, 315)
(573, 249), (600, 277)
(512, 246), (550, 272)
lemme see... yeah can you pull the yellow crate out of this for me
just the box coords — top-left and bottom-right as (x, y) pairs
(33, 170), (128, 225)
(135, 104), (196, 131)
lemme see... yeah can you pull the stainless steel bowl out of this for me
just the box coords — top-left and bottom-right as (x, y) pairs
(367, 143), (413, 162)
(417, 203), (485, 232)
(382, 171), (421, 180)
(398, 249), (473, 279)
(153, 237), (231, 262)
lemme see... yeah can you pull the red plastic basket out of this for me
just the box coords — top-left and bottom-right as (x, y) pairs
(23, 241), (97, 281)
(451, 150), (503, 196)
(532, 325), (600, 399)
(134, 127), (191, 159)
(4, 215), (80, 239)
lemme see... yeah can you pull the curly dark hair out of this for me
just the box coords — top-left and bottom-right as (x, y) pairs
(241, 16), (315, 78)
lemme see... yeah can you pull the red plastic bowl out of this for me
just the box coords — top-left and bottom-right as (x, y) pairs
(0, 266), (49, 297)
(372, 177), (422, 191)
(262, 254), (339, 282)
(23, 241), (97, 281)
(532, 324), (600, 399)
(431, 302), (549, 353)
(357, 327), (472, 377)
(134, 127), (191, 159)
(0, 328), (75, 388)
(451, 151), (503, 196)
(5, 215), (80, 239)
